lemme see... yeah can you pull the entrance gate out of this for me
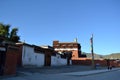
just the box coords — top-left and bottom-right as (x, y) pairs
(0, 46), (6, 75)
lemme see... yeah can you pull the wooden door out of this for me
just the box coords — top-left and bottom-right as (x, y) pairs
(44, 54), (51, 66)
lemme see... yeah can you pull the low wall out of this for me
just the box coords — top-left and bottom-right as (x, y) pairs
(72, 58), (120, 67)
(51, 56), (67, 66)
(22, 45), (45, 67)
(110, 60), (120, 67)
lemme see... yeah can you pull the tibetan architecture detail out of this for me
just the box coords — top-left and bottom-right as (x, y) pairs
(53, 40), (82, 59)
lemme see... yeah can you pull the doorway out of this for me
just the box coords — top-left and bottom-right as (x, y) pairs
(44, 54), (51, 66)
(0, 51), (6, 75)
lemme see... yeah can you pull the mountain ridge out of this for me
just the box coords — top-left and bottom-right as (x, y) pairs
(82, 52), (120, 59)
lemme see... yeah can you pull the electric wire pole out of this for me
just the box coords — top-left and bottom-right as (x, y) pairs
(90, 34), (95, 69)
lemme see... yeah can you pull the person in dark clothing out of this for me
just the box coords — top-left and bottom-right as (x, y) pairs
(109, 65), (112, 70)
(107, 59), (110, 70)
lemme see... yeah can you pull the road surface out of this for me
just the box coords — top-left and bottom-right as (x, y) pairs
(1, 68), (120, 80)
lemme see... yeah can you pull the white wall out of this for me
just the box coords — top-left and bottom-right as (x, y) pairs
(22, 45), (44, 67)
(51, 54), (67, 66)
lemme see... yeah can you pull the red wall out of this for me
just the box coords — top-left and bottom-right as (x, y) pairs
(16, 45), (22, 66)
(72, 58), (120, 67)
(3, 45), (20, 75)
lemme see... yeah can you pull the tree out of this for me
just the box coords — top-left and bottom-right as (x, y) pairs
(10, 28), (20, 42)
(0, 23), (10, 39)
(0, 23), (20, 42)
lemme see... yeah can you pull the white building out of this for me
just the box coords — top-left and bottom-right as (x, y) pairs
(16, 43), (45, 67)
(51, 54), (68, 66)
(16, 43), (70, 67)
(41, 45), (70, 66)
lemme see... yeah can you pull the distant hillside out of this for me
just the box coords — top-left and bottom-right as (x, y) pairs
(82, 52), (103, 59)
(82, 52), (120, 59)
(103, 53), (120, 59)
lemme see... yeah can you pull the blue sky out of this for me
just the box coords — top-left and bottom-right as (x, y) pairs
(0, 0), (120, 55)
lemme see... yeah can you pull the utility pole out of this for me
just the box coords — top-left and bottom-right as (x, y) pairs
(90, 34), (95, 69)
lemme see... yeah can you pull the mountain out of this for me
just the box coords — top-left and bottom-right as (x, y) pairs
(82, 52), (120, 59)
(103, 53), (120, 59)
(82, 52), (103, 59)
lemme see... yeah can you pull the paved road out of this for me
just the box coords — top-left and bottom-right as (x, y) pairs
(73, 69), (120, 80)
(2, 69), (120, 80)
(16, 65), (105, 74)
(1, 65), (120, 80)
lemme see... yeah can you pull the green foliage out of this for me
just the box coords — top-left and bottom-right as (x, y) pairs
(0, 22), (20, 42)
(10, 28), (20, 42)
